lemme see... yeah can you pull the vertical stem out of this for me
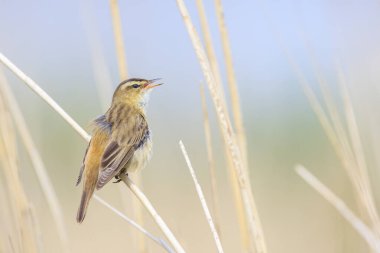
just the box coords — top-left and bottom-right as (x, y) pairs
(196, 0), (228, 112)
(109, 0), (128, 80)
(214, 0), (248, 171)
(200, 83), (222, 237)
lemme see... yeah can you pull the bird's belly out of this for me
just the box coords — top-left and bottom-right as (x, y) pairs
(126, 138), (152, 173)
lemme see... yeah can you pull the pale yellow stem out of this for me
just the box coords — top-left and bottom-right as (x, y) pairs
(200, 84), (222, 237)
(109, 0), (128, 80)
(214, 0), (248, 171)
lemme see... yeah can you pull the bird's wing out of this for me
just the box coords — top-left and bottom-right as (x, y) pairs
(76, 115), (112, 186)
(96, 112), (148, 189)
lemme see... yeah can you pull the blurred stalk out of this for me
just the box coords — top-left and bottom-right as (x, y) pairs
(81, 1), (114, 109)
(109, 0), (128, 80)
(0, 81), (40, 253)
(337, 65), (380, 236)
(0, 70), (70, 253)
(296, 165), (380, 252)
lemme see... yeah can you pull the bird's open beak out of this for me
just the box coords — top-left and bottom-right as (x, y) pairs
(144, 78), (163, 89)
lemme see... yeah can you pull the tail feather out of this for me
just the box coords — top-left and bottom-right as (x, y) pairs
(76, 188), (94, 223)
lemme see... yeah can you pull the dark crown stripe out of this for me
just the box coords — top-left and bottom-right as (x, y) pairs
(119, 78), (147, 86)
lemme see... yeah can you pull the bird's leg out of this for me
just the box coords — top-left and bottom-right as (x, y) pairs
(112, 173), (129, 183)
(112, 175), (122, 184)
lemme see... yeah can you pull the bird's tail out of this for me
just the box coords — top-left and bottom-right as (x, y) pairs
(76, 186), (95, 223)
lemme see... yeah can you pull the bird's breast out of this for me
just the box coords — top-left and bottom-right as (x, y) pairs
(126, 130), (153, 173)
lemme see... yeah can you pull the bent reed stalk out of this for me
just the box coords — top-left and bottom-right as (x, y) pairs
(93, 195), (174, 253)
(120, 175), (186, 253)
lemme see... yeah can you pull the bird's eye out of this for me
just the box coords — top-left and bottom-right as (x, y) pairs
(132, 84), (140, 88)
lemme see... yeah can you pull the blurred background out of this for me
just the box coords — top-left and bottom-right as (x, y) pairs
(1, 0), (380, 252)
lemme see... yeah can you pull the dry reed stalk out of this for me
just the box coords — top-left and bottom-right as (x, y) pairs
(28, 205), (44, 253)
(200, 84), (221, 236)
(336, 65), (380, 235)
(213, 0), (248, 170)
(196, 2), (251, 248)
(81, 4), (114, 109)
(179, 140), (224, 253)
(93, 195), (174, 253)
(0, 70), (70, 253)
(301, 70), (378, 231)
(195, 0), (228, 112)
(0, 87), (39, 253)
(0, 158), (20, 253)
(0, 52), (185, 253)
(120, 174), (186, 253)
(175, 1), (267, 252)
(224, 149), (252, 252)
(131, 185), (148, 253)
(295, 165), (380, 252)
(109, 0), (128, 79)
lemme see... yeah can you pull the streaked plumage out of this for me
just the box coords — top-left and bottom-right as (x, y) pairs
(76, 78), (161, 223)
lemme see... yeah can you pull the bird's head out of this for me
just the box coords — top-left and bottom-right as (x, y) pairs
(112, 78), (162, 107)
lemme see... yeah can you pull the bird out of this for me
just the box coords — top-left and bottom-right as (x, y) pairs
(76, 78), (162, 223)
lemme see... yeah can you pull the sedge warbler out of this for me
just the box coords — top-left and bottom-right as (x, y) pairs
(76, 78), (162, 223)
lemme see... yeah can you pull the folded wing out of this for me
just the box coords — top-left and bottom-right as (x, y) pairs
(96, 112), (148, 189)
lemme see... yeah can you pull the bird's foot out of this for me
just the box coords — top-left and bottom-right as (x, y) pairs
(113, 175), (122, 184)
(112, 173), (129, 183)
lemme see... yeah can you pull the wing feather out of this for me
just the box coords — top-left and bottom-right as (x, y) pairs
(76, 140), (91, 186)
(76, 114), (111, 186)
